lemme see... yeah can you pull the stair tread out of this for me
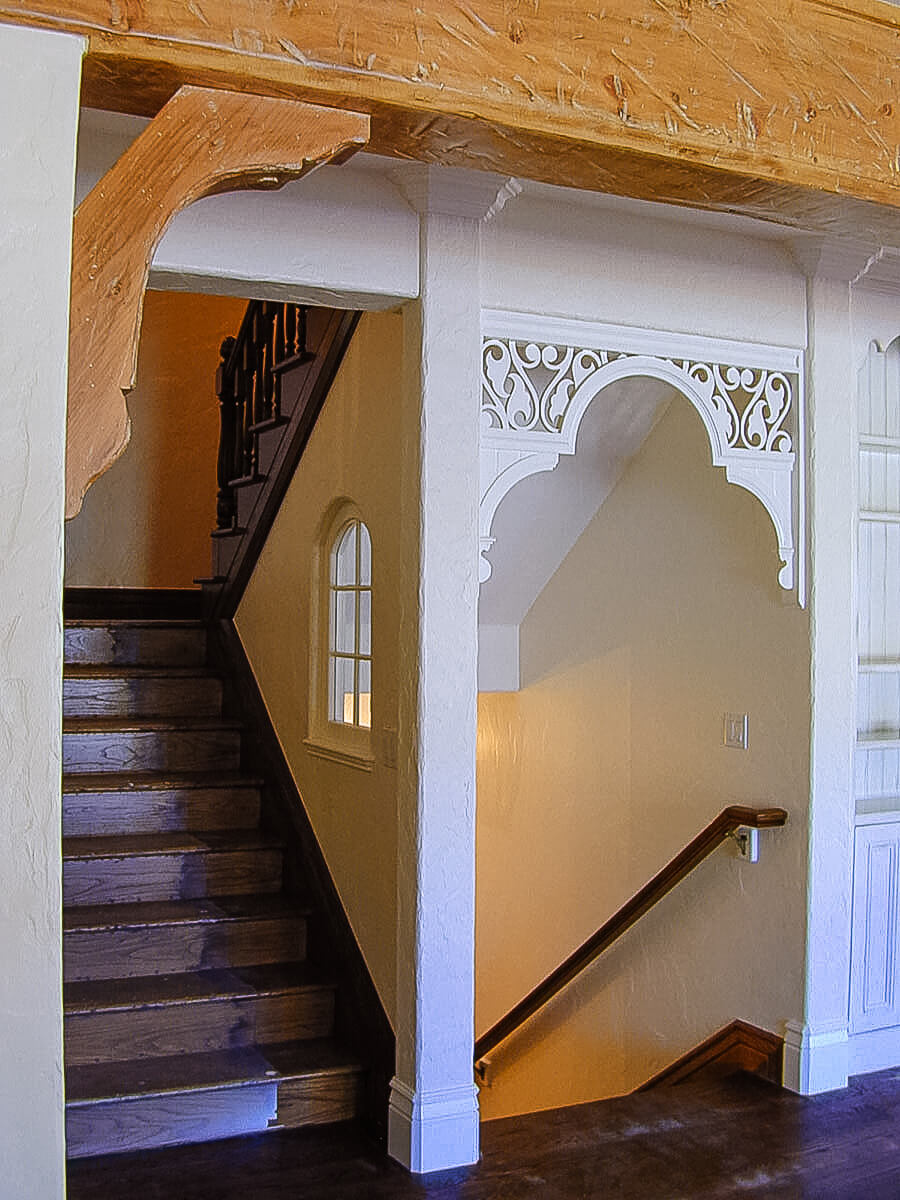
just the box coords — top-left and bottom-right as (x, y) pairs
(63, 770), (263, 794)
(65, 962), (331, 1012)
(66, 1039), (361, 1104)
(63, 716), (242, 733)
(66, 619), (205, 629)
(64, 665), (217, 680)
(63, 830), (282, 860)
(63, 894), (309, 933)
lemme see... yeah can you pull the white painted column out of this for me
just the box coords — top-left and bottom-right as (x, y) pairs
(784, 243), (862, 1094)
(0, 22), (84, 1197)
(388, 167), (517, 1173)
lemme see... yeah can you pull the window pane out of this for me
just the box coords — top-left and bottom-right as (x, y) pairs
(358, 658), (371, 729)
(359, 589), (371, 656)
(334, 590), (357, 654)
(334, 522), (357, 586)
(330, 655), (356, 724)
(359, 522), (372, 586)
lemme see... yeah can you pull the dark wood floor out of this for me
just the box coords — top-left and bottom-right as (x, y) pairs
(67, 1069), (900, 1199)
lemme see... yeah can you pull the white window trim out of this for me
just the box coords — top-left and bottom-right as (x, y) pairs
(306, 500), (375, 771)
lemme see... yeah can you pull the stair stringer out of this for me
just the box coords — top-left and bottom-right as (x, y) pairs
(208, 617), (395, 1140)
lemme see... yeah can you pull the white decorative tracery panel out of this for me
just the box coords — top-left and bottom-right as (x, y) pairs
(479, 311), (804, 597)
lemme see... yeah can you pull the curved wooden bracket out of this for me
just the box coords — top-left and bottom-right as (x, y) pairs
(67, 86), (369, 518)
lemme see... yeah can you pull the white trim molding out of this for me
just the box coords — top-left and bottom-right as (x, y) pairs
(783, 1019), (849, 1094)
(387, 1077), (480, 1174)
(480, 311), (805, 599)
(849, 1026), (900, 1075)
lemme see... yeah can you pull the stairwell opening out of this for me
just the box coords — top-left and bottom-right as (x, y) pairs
(474, 380), (810, 1121)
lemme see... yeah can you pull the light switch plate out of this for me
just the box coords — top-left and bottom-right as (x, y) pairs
(724, 712), (748, 750)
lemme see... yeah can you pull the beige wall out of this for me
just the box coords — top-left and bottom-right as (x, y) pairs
(476, 396), (811, 1119)
(236, 311), (403, 1023)
(65, 289), (246, 587)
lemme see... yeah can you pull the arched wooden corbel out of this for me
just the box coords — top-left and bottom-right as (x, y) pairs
(67, 87), (369, 518)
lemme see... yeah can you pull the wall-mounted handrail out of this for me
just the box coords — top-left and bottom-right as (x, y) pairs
(474, 805), (788, 1067)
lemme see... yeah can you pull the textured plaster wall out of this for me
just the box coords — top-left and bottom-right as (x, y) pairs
(236, 311), (403, 1020)
(482, 196), (805, 347)
(476, 397), (811, 1119)
(65, 290), (246, 587)
(0, 22), (83, 1197)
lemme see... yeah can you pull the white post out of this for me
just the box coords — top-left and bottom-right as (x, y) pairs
(388, 167), (516, 1173)
(784, 243), (862, 1094)
(0, 22), (84, 1197)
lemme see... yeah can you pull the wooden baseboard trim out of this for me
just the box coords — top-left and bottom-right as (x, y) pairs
(63, 587), (204, 620)
(637, 1020), (784, 1092)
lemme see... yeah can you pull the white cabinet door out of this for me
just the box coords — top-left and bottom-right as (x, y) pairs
(851, 822), (900, 1034)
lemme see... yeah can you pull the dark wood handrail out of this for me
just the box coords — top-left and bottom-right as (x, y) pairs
(473, 805), (788, 1066)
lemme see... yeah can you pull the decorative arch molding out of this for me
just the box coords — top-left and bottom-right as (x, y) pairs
(480, 310), (805, 600)
(66, 86), (368, 518)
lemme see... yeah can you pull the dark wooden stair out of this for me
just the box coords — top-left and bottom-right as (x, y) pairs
(63, 616), (365, 1159)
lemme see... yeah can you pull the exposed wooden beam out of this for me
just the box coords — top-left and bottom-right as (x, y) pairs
(67, 87), (368, 519)
(2, 0), (900, 227)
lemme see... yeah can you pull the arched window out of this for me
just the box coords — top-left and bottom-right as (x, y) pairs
(328, 518), (372, 729)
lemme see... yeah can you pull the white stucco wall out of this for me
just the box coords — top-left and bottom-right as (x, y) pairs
(0, 22), (83, 1197)
(481, 192), (806, 348)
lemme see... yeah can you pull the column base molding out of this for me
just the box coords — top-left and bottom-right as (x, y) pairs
(783, 1019), (849, 1094)
(387, 1077), (480, 1174)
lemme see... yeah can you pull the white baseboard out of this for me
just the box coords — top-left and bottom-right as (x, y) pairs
(783, 1020), (849, 1094)
(849, 1026), (900, 1075)
(387, 1077), (480, 1174)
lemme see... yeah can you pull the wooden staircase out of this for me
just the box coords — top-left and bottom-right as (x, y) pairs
(62, 615), (365, 1159)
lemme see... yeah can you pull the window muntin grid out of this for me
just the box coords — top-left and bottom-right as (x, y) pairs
(328, 519), (372, 728)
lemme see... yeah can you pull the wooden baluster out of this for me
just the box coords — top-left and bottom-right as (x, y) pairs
(253, 305), (265, 427)
(244, 356), (256, 479)
(241, 336), (253, 478)
(262, 304), (275, 422)
(271, 304), (283, 421)
(274, 304), (286, 365)
(297, 306), (307, 358)
(285, 304), (296, 360)
(215, 337), (237, 530)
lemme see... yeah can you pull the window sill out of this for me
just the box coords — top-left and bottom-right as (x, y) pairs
(303, 736), (375, 773)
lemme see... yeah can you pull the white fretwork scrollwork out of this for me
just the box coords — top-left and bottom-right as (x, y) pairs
(480, 313), (803, 598)
(482, 339), (794, 456)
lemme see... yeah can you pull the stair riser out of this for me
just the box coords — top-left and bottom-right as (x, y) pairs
(63, 729), (241, 775)
(236, 483), (264, 531)
(66, 1083), (279, 1159)
(64, 916), (307, 982)
(65, 626), (207, 668)
(62, 786), (261, 838)
(66, 989), (335, 1065)
(213, 535), (241, 581)
(65, 1068), (362, 1158)
(63, 849), (283, 906)
(63, 677), (222, 719)
(275, 1070), (362, 1129)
